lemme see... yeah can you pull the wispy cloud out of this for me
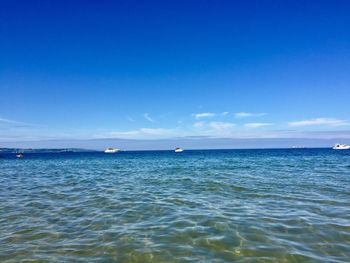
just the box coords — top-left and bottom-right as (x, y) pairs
(193, 121), (235, 131)
(144, 113), (155, 122)
(0, 117), (35, 127)
(126, 116), (135, 122)
(244, 123), (273, 129)
(98, 128), (177, 139)
(207, 121), (236, 137)
(138, 128), (173, 136)
(288, 118), (350, 127)
(193, 112), (216, 119)
(193, 121), (205, 128)
(0, 117), (16, 124)
(209, 121), (236, 130)
(235, 112), (267, 118)
(192, 112), (229, 119)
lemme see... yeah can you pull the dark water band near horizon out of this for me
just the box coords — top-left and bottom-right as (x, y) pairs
(1, 149), (350, 262)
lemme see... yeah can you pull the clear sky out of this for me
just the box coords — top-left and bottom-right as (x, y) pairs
(1, 0), (350, 148)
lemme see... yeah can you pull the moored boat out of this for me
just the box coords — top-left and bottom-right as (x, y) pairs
(104, 148), (121, 153)
(333, 144), (350, 150)
(16, 153), (24, 158)
(175, 148), (184, 153)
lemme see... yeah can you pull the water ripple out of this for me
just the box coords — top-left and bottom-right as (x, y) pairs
(1, 149), (350, 262)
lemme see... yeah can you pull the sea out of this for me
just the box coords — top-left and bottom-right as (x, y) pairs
(0, 149), (349, 262)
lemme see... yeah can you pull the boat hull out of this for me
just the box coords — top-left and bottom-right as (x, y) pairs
(333, 146), (350, 150)
(333, 144), (350, 150)
(104, 148), (121, 153)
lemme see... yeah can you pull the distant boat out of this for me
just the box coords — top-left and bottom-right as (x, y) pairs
(16, 153), (24, 158)
(175, 148), (184, 153)
(333, 144), (350, 150)
(104, 148), (121, 153)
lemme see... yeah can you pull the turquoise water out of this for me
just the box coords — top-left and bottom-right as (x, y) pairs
(1, 149), (350, 262)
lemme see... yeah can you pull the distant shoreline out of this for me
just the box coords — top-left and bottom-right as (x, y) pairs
(0, 147), (336, 154)
(0, 148), (98, 154)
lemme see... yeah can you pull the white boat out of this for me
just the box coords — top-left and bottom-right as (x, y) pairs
(333, 144), (350, 150)
(16, 153), (24, 158)
(175, 148), (184, 153)
(104, 148), (121, 153)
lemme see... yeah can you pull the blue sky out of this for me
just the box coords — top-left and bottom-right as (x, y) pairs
(1, 0), (350, 147)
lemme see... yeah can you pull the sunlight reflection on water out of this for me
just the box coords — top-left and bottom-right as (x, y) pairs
(1, 149), (349, 262)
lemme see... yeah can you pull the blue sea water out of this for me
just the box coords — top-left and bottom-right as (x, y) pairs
(0, 149), (350, 262)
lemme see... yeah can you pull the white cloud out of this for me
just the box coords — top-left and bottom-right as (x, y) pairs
(0, 117), (15, 124)
(221, 111), (229, 116)
(0, 117), (32, 126)
(244, 123), (273, 129)
(144, 113), (155, 122)
(209, 122), (236, 130)
(193, 112), (216, 119)
(288, 118), (350, 127)
(235, 112), (267, 118)
(102, 128), (176, 139)
(126, 116), (135, 122)
(192, 121), (236, 136)
(193, 121), (205, 128)
(138, 128), (172, 135)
